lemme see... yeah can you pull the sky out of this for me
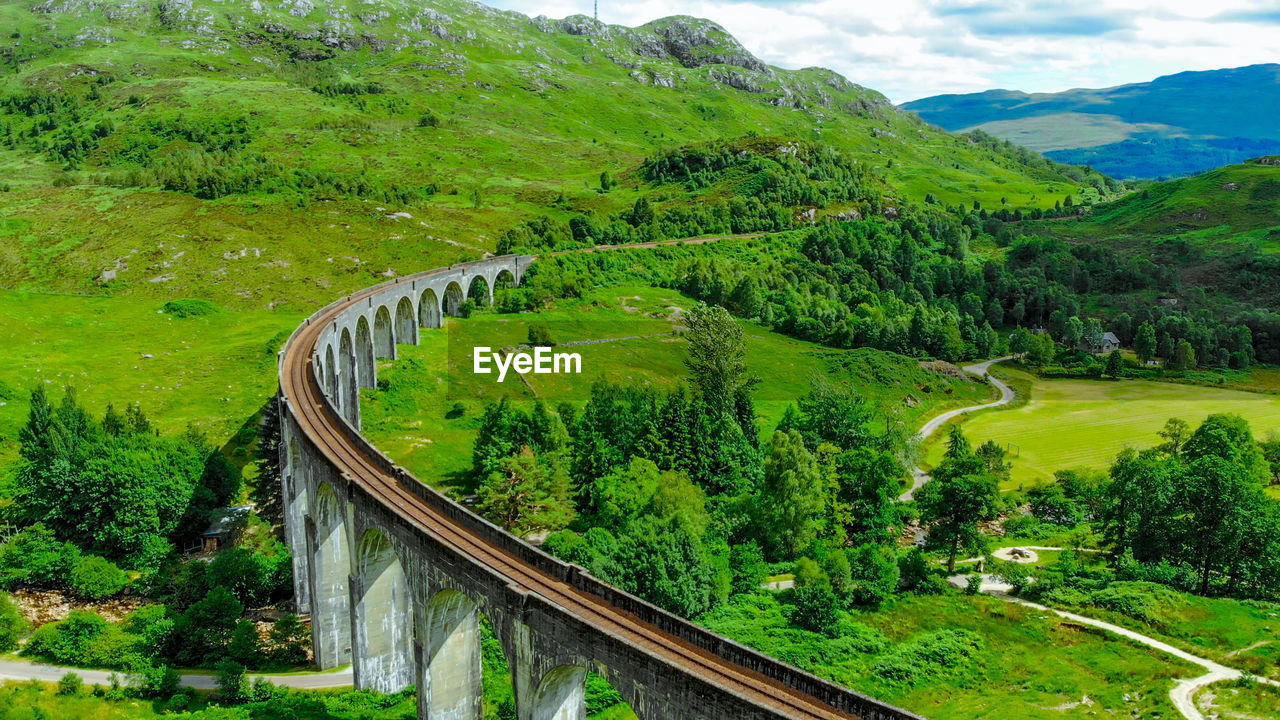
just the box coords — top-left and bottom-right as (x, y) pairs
(486, 0), (1280, 103)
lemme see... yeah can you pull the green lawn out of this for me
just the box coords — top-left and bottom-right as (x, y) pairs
(925, 366), (1280, 488)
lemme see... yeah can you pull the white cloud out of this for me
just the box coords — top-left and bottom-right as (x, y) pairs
(486, 0), (1280, 102)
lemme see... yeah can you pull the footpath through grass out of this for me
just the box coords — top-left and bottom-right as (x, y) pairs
(925, 365), (1280, 488)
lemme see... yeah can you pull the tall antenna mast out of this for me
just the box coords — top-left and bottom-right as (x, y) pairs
(594, 1), (598, 21)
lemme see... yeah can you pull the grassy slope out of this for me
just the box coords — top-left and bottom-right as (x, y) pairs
(703, 593), (1192, 720)
(0, 290), (299, 476)
(1075, 162), (1280, 241)
(0, 0), (1105, 458)
(359, 284), (991, 492)
(923, 365), (1280, 488)
(0, 0), (1097, 308)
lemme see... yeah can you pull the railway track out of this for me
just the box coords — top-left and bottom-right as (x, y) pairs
(279, 252), (920, 720)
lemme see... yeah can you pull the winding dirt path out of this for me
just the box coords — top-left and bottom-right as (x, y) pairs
(944, 577), (1280, 720)
(899, 356), (1015, 500)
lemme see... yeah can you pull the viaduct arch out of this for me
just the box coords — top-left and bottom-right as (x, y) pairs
(278, 254), (918, 720)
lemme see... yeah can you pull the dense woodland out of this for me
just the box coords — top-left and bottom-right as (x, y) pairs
(466, 304), (1280, 639)
(491, 141), (1278, 368)
(0, 388), (305, 689)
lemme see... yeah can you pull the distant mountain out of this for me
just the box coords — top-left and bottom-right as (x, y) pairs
(902, 64), (1280, 179)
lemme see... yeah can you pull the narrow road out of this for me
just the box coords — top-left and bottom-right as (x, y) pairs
(0, 657), (354, 690)
(899, 356), (1015, 500)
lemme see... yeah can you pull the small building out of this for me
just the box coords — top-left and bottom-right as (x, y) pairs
(197, 505), (251, 553)
(1084, 332), (1122, 354)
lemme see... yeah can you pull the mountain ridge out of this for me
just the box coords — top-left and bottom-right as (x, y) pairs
(903, 63), (1280, 179)
(0, 0), (1112, 308)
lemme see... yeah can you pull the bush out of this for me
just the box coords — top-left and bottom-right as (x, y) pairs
(584, 673), (623, 715)
(172, 587), (243, 666)
(208, 545), (290, 607)
(965, 575), (982, 595)
(1087, 581), (1177, 625)
(162, 298), (220, 317)
(22, 611), (140, 669)
(56, 672), (82, 695)
(269, 613), (310, 665)
(70, 555), (129, 599)
(873, 629), (984, 685)
(527, 323), (555, 346)
(0, 523), (79, 588)
(845, 543), (900, 607)
(0, 592), (28, 651)
(215, 659), (247, 702)
(788, 586), (842, 637)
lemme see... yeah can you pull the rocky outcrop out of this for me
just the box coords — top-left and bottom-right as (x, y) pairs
(637, 16), (773, 75)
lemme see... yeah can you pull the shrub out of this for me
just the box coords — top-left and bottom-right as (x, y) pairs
(162, 298), (220, 317)
(527, 323), (555, 346)
(788, 586), (842, 637)
(56, 672), (82, 695)
(845, 543), (900, 607)
(584, 673), (623, 715)
(23, 611), (140, 668)
(215, 659), (246, 703)
(1087, 581), (1177, 625)
(227, 619), (263, 667)
(172, 587), (243, 666)
(208, 546), (289, 607)
(873, 629), (984, 685)
(0, 592), (28, 651)
(70, 555), (129, 599)
(0, 523), (79, 588)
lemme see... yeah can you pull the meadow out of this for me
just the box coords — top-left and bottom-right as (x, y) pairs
(702, 592), (1194, 720)
(359, 285), (993, 492)
(923, 365), (1280, 489)
(0, 291), (301, 486)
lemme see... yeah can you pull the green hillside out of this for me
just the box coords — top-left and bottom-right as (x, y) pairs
(903, 64), (1280, 179)
(0, 0), (1111, 309)
(1010, 159), (1280, 348)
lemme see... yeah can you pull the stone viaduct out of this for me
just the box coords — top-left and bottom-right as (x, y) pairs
(277, 254), (921, 720)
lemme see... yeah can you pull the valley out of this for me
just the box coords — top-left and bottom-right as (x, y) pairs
(0, 2), (1275, 720)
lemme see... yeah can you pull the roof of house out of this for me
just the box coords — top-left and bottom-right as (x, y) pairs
(1103, 332), (1120, 343)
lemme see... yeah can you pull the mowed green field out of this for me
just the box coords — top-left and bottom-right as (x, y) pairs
(360, 285), (992, 492)
(0, 290), (301, 484)
(925, 365), (1280, 489)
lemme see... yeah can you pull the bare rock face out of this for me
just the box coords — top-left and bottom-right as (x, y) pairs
(1223, 182), (1240, 191)
(638, 16), (773, 76)
(551, 14), (610, 39)
(1252, 156), (1280, 166)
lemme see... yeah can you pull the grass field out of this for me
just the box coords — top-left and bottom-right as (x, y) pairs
(924, 365), (1280, 489)
(0, 291), (301, 487)
(702, 593), (1194, 720)
(1196, 679), (1280, 718)
(360, 285), (992, 492)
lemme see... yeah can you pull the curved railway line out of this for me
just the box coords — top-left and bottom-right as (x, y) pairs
(278, 248), (920, 720)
